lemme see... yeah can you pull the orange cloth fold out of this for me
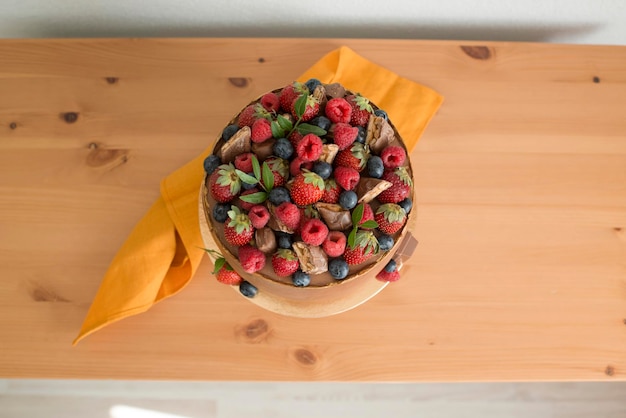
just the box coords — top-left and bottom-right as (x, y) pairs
(73, 46), (443, 345)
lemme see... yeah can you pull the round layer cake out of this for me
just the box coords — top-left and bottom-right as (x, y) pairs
(200, 80), (416, 316)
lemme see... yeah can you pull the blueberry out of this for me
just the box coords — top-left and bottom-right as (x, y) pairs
(292, 270), (311, 287)
(338, 190), (357, 210)
(310, 116), (331, 132)
(356, 126), (366, 144)
(329, 258), (349, 280)
(242, 174), (257, 190)
(239, 281), (258, 298)
(367, 155), (384, 179)
(305, 78), (322, 94)
(398, 197), (413, 214)
(203, 155), (221, 175)
(212, 203), (230, 223)
(312, 161), (332, 179)
(276, 232), (293, 249)
(374, 109), (388, 120)
(222, 124), (239, 141)
(269, 186), (291, 205)
(378, 234), (394, 251)
(384, 259), (397, 273)
(273, 137), (294, 160)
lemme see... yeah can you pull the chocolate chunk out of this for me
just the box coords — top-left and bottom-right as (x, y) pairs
(356, 177), (392, 203)
(393, 231), (418, 270)
(313, 85), (327, 108)
(315, 202), (352, 231)
(267, 203), (296, 234)
(217, 126), (251, 163)
(366, 115), (395, 154)
(324, 83), (346, 99)
(255, 227), (277, 254)
(319, 144), (339, 164)
(251, 138), (275, 161)
(293, 242), (328, 274)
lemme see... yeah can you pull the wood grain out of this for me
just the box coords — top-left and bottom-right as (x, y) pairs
(0, 38), (625, 381)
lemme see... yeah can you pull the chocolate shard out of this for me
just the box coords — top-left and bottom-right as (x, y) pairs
(393, 232), (418, 270)
(255, 227), (277, 254)
(315, 202), (352, 231)
(365, 115), (395, 154)
(324, 83), (346, 99)
(356, 177), (392, 203)
(319, 144), (339, 164)
(217, 126), (251, 163)
(293, 242), (328, 275)
(251, 138), (275, 161)
(267, 203), (296, 234)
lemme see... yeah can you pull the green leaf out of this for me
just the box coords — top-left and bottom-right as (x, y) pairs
(294, 94), (307, 119)
(252, 154), (261, 180)
(352, 203), (364, 225)
(239, 191), (268, 204)
(297, 123), (326, 136)
(262, 161), (274, 191)
(213, 257), (226, 274)
(235, 169), (258, 185)
(360, 220), (379, 229)
(277, 115), (293, 131)
(271, 120), (285, 138)
(348, 228), (357, 249)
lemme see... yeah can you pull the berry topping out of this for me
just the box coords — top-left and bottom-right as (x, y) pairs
(367, 155), (384, 178)
(375, 203), (407, 234)
(212, 203), (230, 223)
(239, 280), (258, 297)
(380, 146), (406, 169)
(398, 197), (413, 214)
(334, 166), (360, 191)
(346, 94), (373, 127)
(251, 118), (273, 143)
(377, 167), (413, 203)
(271, 249), (300, 277)
(325, 97), (352, 124)
(275, 231), (293, 249)
(328, 258), (349, 280)
(260, 92), (280, 112)
(322, 231), (347, 257)
(321, 179), (341, 204)
(224, 206), (254, 246)
(248, 204), (270, 229)
(291, 95), (320, 122)
(305, 78), (322, 93)
(234, 152), (254, 173)
(344, 231), (379, 265)
(355, 126), (366, 144)
(334, 142), (369, 172)
(289, 156), (313, 177)
(312, 161), (332, 179)
(268, 186), (291, 205)
(279, 82), (308, 113)
(338, 190), (357, 210)
(222, 124), (239, 141)
(296, 133), (324, 162)
(358, 203), (375, 229)
(292, 270), (311, 287)
(374, 109), (388, 120)
(310, 115), (331, 131)
(290, 172), (325, 206)
(238, 245), (266, 273)
(203, 154), (221, 175)
(378, 234), (394, 251)
(330, 122), (358, 150)
(273, 137), (294, 160)
(376, 269), (400, 282)
(274, 202), (301, 231)
(209, 163), (241, 203)
(238, 103), (270, 128)
(384, 259), (397, 273)
(300, 218), (329, 246)
(238, 188), (260, 211)
(215, 262), (242, 285)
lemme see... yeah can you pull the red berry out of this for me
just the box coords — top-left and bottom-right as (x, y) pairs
(321, 178), (341, 204)
(380, 146), (406, 169)
(224, 206), (254, 246)
(359, 203), (375, 229)
(234, 152), (254, 173)
(333, 166), (360, 191)
(378, 167), (413, 203)
(260, 92), (280, 112)
(376, 269), (400, 282)
(346, 94), (373, 127)
(334, 142), (369, 171)
(274, 202), (301, 231)
(209, 163), (241, 203)
(325, 97), (352, 124)
(238, 103), (270, 127)
(238, 244), (266, 273)
(288, 130), (303, 148)
(322, 231), (346, 257)
(330, 123), (358, 150)
(279, 82), (308, 112)
(251, 118), (272, 143)
(289, 157), (313, 177)
(296, 134), (323, 162)
(248, 205), (270, 229)
(262, 157), (289, 188)
(216, 263), (243, 285)
(271, 249), (300, 277)
(290, 172), (325, 206)
(238, 188), (260, 211)
(291, 95), (320, 122)
(344, 231), (379, 265)
(300, 218), (329, 246)
(375, 203), (407, 234)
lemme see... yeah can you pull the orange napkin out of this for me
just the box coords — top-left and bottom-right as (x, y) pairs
(73, 46), (443, 345)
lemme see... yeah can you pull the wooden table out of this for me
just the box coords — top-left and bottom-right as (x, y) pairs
(1, 39), (625, 381)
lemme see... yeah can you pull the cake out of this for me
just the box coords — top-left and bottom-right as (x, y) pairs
(199, 80), (417, 316)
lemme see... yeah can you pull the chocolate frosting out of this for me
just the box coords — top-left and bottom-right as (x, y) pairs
(356, 178), (393, 203)
(315, 202), (352, 231)
(255, 227), (277, 254)
(293, 242), (328, 275)
(217, 126), (251, 163)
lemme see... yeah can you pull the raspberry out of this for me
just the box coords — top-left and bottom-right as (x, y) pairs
(290, 157), (313, 177)
(274, 202), (301, 231)
(331, 123), (358, 150)
(376, 269), (400, 282)
(238, 188), (260, 211)
(251, 118), (272, 143)
(333, 166), (360, 191)
(248, 205), (270, 229)
(234, 152), (254, 173)
(296, 134), (323, 162)
(325, 97), (352, 124)
(238, 245), (266, 273)
(322, 231), (346, 257)
(260, 92), (280, 112)
(300, 218), (329, 246)
(380, 146), (406, 169)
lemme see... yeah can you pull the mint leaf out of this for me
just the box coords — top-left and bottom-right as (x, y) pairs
(294, 94), (307, 119)
(251, 154), (261, 180)
(271, 120), (284, 138)
(297, 123), (326, 136)
(235, 169), (258, 185)
(352, 203), (364, 225)
(360, 220), (379, 229)
(262, 161), (274, 191)
(277, 115), (293, 131)
(213, 257), (226, 274)
(239, 191), (268, 204)
(348, 228), (357, 249)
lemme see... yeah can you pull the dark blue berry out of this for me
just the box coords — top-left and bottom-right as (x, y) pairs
(384, 259), (397, 273)
(212, 203), (230, 223)
(367, 155), (384, 179)
(310, 116), (331, 132)
(242, 173), (257, 190)
(269, 186), (291, 205)
(273, 137), (294, 160)
(312, 161), (332, 179)
(338, 190), (357, 210)
(222, 124), (239, 141)
(292, 270), (311, 287)
(374, 109), (388, 120)
(378, 234), (394, 251)
(275, 232), (293, 249)
(329, 258), (349, 280)
(305, 78), (322, 94)
(203, 155), (221, 175)
(356, 126), (366, 144)
(398, 197), (413, 214)
(239, 281), (258, 298)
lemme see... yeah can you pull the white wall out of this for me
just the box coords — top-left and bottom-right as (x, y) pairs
(0, 0), (624, 45)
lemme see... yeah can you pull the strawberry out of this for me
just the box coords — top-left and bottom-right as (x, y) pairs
(262, 156), (289, 188)
(334, 142), (369, 172)
(224, 205), (254, 246)
(330, 123), (358, 150)
(344, 231), (379, 265)
(271, 249), (300, 277)
(325, 97), (352, 124)
(290, 171), (325, 206)
(238, 103), (271, 128)
(215, 261), (243, 285)
(296, 134), (323, 162)
(375, 203), (407, 234)
(321, 178), (341, 204)
(291, 95), (320, 122)
(260, 92), (280, 112)
(346, 94), (373, 126)
(238, 244), (266, 273)
(279, 82), (308, 113)
(377, 167), (413, 203)
(209, 163), (241, 203)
